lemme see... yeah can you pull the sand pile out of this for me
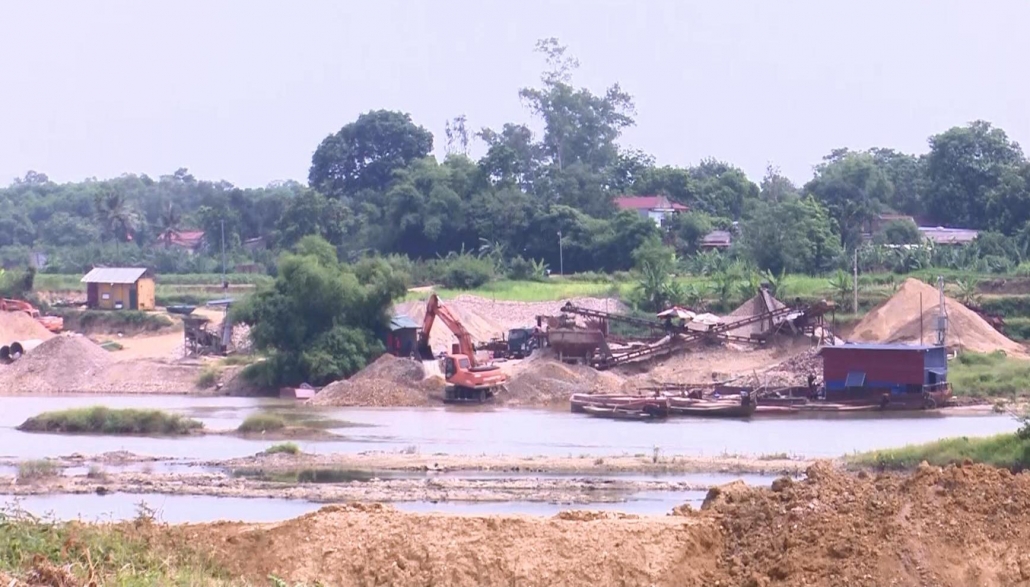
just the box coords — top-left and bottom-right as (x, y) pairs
(178, 462), (1030, 587)
(0, 311), (55, 343)
(724, 290), (787, 338)
(309, 354), (441, 407)
(506, 355), (624, 405)
(0, 335), (113, 393)
(850, 278), (1027, 356)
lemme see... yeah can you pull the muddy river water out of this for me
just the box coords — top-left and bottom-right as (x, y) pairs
(0, 395), (1019, 522)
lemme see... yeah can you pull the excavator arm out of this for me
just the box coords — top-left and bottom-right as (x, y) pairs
(417, 293), (479, 366)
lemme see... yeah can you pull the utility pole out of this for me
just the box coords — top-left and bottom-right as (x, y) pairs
(852, 249), (858, 314)
(558, 230), (564, 276)
(220, 219), (227, 291)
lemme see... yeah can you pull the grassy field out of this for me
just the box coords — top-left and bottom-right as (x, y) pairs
(949, 351), (1030, 398)
(17, 407), (203, 435)
(0, 508), (239, 585)
(847, 431), (1030, 471)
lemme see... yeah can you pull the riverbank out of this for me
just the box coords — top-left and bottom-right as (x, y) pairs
(4, 462), (1030, 586)
(847, 430), (1030, 471)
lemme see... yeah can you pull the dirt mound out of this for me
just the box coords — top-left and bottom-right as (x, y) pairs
(761, 347), (823, 387)
(182, 462), (1030, 587)
(704, 461), (1030, 586)
(308, 354), (439, 407)
(851, 278), (1027, 356)
(0, 335), (113, 393)
(505, 356), (625, 405)
(0, 311), (54, 343)
(725, 291), (787, 338)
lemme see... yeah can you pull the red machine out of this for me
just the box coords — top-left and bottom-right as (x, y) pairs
(0, 298), (63, 333)
(417, 294), (508, 403)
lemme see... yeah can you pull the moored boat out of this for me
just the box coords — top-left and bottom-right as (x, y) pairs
(581, 405), (663, 421)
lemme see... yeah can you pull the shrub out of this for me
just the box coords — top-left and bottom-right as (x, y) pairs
(264, 442), (300, 455)
(17, 460), (58, 484)
(17, 407), (203, 435)
(238, 413), (287, 434)
(196, 365), (221, 388)
(438, 255), (495, 289)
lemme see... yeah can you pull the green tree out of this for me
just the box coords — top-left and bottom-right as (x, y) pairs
(925, 121), (1027, 231)
(740, 196), (842, 275)
(309, 110), (434, 198)
(93, 187), (142, 249)
(232, 237), (406, 387)
(874, 219), (922, 245)
(806, 152), (891, 249)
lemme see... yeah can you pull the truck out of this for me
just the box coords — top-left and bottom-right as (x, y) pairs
(417, 293), (510, 404)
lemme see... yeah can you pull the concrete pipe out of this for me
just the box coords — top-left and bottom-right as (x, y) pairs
(0, 345), (9, 363)
(9, 339), (43, 360)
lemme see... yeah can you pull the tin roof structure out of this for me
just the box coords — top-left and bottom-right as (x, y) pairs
(80, 267), (149, 284)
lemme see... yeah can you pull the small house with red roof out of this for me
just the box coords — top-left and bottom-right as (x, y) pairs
(159, 230), (206, 254)
(613, 195), (687, 227)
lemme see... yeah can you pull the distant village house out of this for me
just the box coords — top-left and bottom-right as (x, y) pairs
(613, 195), (688, 227)
(865, 214), (979, 246)
(160, 229), (205, 254)
(81, 267), (156, 311)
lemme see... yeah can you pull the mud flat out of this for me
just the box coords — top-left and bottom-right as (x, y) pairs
(213, 449), (811, 476)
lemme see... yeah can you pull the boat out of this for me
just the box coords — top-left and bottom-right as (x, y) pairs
(668, 398), (757, 419)
(581, 405), (663, 421)
(570, 393), (670, 415)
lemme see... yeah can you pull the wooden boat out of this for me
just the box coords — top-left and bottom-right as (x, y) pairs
(668, 397), (757, 419)
(570, 393), (670, 415)
(581, 405), (662, 421)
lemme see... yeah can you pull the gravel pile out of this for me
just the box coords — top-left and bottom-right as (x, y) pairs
(309, 355), (442, 407)
(0, 335), (114, 393)
(505, 355), (625, 406)
(0, 311), (55, 343)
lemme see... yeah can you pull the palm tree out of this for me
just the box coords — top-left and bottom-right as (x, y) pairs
(94, 188), (141, 251)
(158, 202), (183, 247)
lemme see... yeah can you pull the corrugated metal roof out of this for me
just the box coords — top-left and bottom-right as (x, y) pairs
(80, 267), (149, 284)
(821, 343), (940, 352)
(389, 314), (419, 331)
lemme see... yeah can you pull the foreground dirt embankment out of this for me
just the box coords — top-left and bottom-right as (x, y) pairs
(164, 462), (1030, 587)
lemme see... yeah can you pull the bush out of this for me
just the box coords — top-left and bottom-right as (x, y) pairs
(264, 442), (300, 455)
(16, 460), (58, 484)
(196, 365), (221, 388)
(17, 407), (203, 435)
(438, 255), (495, 289)
(238, 413), (287, 434)
(506, 256), (549, 282)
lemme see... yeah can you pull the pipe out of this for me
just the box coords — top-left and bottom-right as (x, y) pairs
(0, 345), (9, 363)
(8, 339), (43, 361)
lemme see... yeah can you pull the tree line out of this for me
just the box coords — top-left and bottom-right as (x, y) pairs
(2, 38), (1029, 283)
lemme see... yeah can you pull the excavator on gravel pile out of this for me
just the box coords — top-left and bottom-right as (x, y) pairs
(0, 298), (63, 333)
(416, 293), (509, 404)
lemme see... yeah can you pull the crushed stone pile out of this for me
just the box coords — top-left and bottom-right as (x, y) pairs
(180, 461), (1030, 587)
(760, 347), (823, 387)
(0, 335), (113, 393)
(0, 311), (55, 343)
(850, 278), (1027, 356)
(724, 291), (787, 338)
(309, 354), (441, 407)
(505, 355), (624, 405)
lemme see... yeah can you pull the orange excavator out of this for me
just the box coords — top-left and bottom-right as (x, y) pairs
(0, 298), (63, 333)
(417, 293), (508, 403)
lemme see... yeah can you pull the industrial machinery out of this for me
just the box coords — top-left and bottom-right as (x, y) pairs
(0, 298), (63, 333)
(417, 293), (509, 403)
(477, 327), (541, 359)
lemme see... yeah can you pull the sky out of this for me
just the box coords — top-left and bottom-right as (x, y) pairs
(1, 0), (1028, 189)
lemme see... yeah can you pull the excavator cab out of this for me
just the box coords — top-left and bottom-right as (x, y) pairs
(441, 353), (506, 404)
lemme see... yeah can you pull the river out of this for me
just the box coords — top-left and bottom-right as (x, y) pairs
(0, 395), (1018, 461)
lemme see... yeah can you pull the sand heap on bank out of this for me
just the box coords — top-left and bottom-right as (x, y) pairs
(850, 278), (1027, 356)
(505, 354), (625, 405)
(182, 462), (1030, 587)
(0, 335), (113, 393)
(0, 311), (55, 344)
(308, 354), (442, 407)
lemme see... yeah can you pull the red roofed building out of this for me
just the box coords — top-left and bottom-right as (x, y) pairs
(159, 229), (206, 254)
(613, 195), (688, 227)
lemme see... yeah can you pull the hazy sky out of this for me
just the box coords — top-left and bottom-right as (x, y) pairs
(1, 0), (1028, 189)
